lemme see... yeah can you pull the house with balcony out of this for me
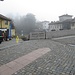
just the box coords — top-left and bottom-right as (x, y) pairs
(0, 14), (11, 29)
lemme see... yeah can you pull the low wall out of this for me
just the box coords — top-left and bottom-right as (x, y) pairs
(30, 32), (45, 40)
(46, 29), (75, 39)
(30, 29), (75, 40)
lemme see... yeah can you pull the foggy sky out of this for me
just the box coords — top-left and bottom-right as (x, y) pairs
(0, 0), (75, 21)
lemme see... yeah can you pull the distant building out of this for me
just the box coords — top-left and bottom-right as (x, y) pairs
(42, 21), (49, 29)
(70, 18), (75, 29)
(49, 21), (62, 31)
(49, 14), (75, 31)
(35, 21), (49, 32)
(59, 14), (72, 22)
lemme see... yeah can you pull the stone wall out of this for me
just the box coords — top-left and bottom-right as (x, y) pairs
(30, 29), (75, 40)
(46, 29), (75, 39)
(30, 31), (46, 40)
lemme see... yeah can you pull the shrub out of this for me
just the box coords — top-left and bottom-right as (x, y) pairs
(21, 36), (28, 41)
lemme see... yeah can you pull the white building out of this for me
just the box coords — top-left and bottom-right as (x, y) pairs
(49, 14), (73, 31)
(42, 21), (49, 31)
(49, 21), (62, 31)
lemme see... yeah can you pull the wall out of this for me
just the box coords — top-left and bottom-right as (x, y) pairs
(59, 16), (72, 22)
(30, 31), (45, 40)
(30, 29), (75, 40)
(49, 24), (62, 31)
(11, 29), (16, 37)
(0, 19), (2, 28)
(71, 23), (75, 29)
(2, 20), (10, 29)
(46, 29), (75, 39)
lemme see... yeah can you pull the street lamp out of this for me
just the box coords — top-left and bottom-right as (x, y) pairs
(21, 30), (23, 36)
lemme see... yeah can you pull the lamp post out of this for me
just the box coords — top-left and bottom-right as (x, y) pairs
(21, 30), (23, 36)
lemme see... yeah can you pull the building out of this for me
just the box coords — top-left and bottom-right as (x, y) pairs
(49, 14), (74, 31)
(0, 14), (11, 29)
(35, 21), (49, 32)
(0, 14), (16, 38)
(59, 14), (72, 22)
(10, 21), (16, 37)
(70, 18), (75, 29)
(42, 21), (49, 31)
(49, 21), (62, 31)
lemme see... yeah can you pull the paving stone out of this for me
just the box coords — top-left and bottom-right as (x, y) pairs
(0, 38), (75, 75)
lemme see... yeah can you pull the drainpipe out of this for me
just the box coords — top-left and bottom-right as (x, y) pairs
(45, 30), (46, 39)
(1, 20), (2, 28)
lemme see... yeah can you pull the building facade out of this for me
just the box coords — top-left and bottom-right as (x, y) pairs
(42, 21), (49, 31)
(0, 14), (16, 37)
(70, 19), (75, 29)
(49, 14), (75, 31)
(0, 14), (11, 29)
(49, 21), (62, 31)
(10, 21), (16, 37)
(59, 14), (72, 22)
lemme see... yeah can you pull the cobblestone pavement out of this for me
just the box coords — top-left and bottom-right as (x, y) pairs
(52, 36), (75, 45)
(1, 38), (75, 75)
(0, 39), (57, 66)
(0, 39), (22, 48)
(12, 40), (75, 75)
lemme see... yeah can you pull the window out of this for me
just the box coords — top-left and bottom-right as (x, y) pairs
(5, 20), (8, 25)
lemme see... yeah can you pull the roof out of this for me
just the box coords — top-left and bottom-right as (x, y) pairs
(0, 14), (11, 21)
(62, 19), (72, 23)
(42, 21), (49, 23)
(49, 19), (73, 25)
(59, 14), (72, 17)
(49, 21), (62, 25)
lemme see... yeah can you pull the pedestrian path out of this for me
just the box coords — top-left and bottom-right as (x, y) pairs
(0, 39), (23, 50)
(0, 43), (20, 51)
(52, 35), (75, 40)
(0, 48), (50, 75)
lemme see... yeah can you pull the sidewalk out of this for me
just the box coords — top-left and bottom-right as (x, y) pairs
(0, 39), (22, 49)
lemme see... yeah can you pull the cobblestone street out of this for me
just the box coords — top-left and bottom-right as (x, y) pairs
(0, 37), (75, 75)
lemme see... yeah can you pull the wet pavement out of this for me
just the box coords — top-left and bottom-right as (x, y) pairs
(0, 37), (75, 75)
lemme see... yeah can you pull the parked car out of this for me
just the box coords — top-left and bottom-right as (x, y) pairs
(51, 29), (56, 31)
